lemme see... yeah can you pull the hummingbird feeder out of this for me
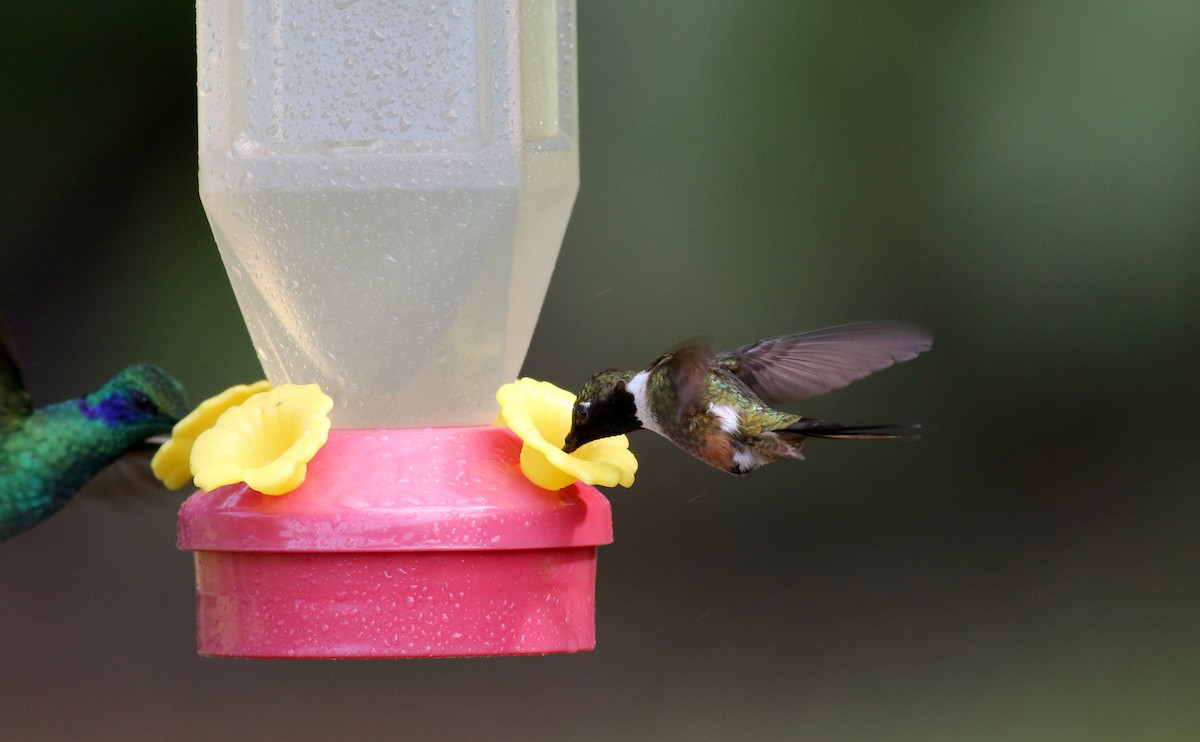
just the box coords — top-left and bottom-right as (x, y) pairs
(177, 0), (611, 658)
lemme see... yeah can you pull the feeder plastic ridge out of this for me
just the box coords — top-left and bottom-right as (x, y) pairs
(177, 426), (612, 658)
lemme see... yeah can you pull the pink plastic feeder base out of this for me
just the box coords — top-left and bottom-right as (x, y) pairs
(177, 426), (612, 659)
(193, 548), (598, 658)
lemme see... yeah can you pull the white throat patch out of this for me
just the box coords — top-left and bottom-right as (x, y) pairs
(625, 370), (664, 436)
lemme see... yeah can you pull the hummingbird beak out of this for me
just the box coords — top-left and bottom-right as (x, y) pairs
(562, 429), (581, 454)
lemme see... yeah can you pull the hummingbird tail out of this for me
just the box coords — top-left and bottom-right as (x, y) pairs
(782, 420), (922, 441)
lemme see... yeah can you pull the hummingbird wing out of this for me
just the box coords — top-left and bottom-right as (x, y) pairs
(78, 444), (173, 508)
(0, 316), (33, 430)
(718, 321), (933, 406)
(658, 338), (717, 425)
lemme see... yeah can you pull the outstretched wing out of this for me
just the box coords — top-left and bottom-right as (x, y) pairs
(0, 316), (33, 431)
(718, 321), (933, 405)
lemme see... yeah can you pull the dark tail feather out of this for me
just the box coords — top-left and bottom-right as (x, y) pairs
(782, 419), (922, 441)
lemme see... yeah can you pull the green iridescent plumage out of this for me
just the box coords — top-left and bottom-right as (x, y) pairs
(0, 329), (188, 542)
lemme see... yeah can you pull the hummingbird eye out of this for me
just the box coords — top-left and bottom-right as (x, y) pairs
(129, 391), (156, 412)
(576, 402), (591, 420)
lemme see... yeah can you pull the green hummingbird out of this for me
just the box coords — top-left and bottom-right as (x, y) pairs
(0, 331), (189, 542)
(562, 322), (933, 474)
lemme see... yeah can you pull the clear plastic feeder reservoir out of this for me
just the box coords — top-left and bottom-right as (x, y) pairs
(179, 0), (610, 658)
(198, 0), (576, 427)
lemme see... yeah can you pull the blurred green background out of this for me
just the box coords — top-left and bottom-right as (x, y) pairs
(2, 1), (1199, 740)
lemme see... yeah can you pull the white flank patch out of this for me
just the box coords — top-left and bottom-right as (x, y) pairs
(731, 445), (762, 474)
(625, 370), (665, 435)
(707, 403), (740, 434)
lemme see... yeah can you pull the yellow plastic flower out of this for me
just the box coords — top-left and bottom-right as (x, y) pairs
(496, 378), (637, 491)
(151, 380), (272, 489)
(190, 384), (333, 496)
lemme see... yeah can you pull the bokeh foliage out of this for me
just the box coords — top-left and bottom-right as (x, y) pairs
(2, 1), (1198, 740)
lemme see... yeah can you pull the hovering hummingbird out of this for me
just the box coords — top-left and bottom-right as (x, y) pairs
(0, 329), (189, 542)
(563, 322), (932, 475)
